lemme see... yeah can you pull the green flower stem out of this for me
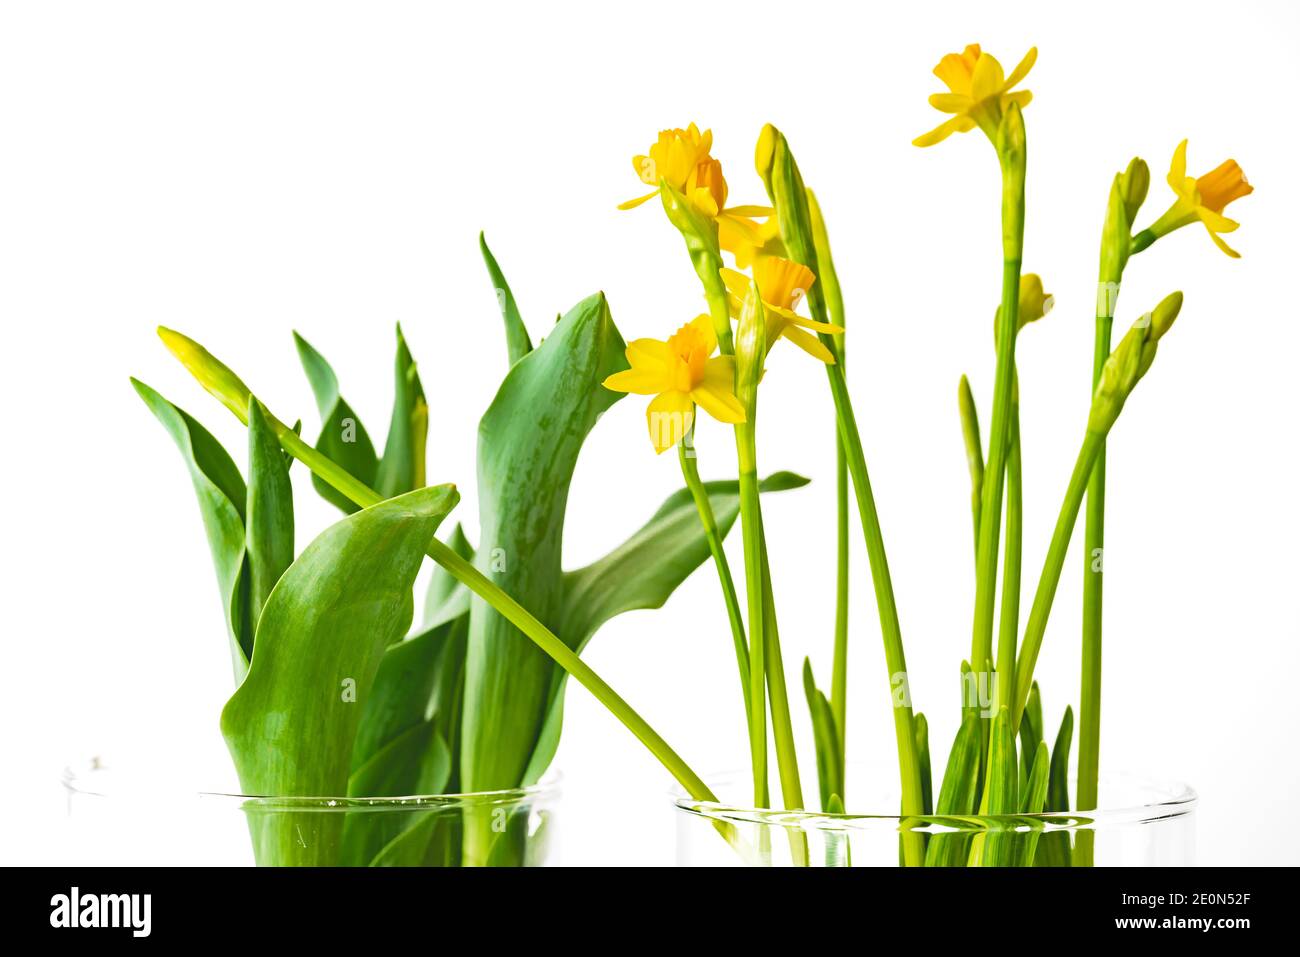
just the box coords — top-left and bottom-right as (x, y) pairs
(1012, 429), (1107, 727)
(1077, 309), (1114, 867)
(973, 256), (1023, 710)
(996, 397), (1023, 723)
(1130, 229), (1156, 255)
(760, 544), (805, 814)
(677, 438), (752, 719)
(823, 361), (926, 867)
(735, 422), (770, 808)
(832, 434), (850, 761)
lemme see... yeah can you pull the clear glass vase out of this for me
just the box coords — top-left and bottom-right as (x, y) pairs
(674, 767), (1196, 867)
(62, 759), (560, 866)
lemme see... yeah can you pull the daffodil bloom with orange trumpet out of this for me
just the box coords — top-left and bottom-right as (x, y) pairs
(602, 313), (745, 453)
(1137, 139), (1253, 257)
(720, 257), (843, 364)
(914, 43), (1036, 147)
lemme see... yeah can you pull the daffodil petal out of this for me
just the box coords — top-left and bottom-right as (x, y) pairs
(913, 115), (976, 147)
(693, 357), (745, 424)
(1205, 224), (1242, 258)
(970, 53), (1005, 102)
(929, 93), (972, 114)
(603, 368), (669, 396)
(1199, 209), (1239, 233)
(1004, 89), (1032, 110)
(687, 313), (718, 355)
(646, 391), (694, 454)
(618, 191), (658, 211)
(1168, 139), (1189, 192)
(781, 326), (837, 364)
(1003, 47), (1037, 89)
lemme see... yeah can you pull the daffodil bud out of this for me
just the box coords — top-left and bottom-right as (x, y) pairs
(1098, 175), (1131, 293)
(734, 280), (767, 419)
(1119, 157), (1150, 225)
(1087, 291), (1184, 434)
(994, 273), (1052, 342)
(158, 326), (261, 427)
(755, 124), (778, 198)
(998, 102), (1027, 259)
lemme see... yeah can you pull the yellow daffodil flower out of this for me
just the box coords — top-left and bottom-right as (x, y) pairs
(720, 257), (843, 363)
(914, 44), (1036, 147)
(619, 123), (774, 257)
(1146, 139), (1253, 258)
(603, 314), (745, 454)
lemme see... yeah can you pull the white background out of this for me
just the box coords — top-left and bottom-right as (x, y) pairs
(2, 1), (1296, 866)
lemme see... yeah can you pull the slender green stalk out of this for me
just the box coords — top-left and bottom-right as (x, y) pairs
(832, 435), (849, 757)
(811, 188), (850, 777)
(678, 439), (751, 719)
(760, 545), (804, 813)
(735, 421), (769, 808)
(973, 106), (1027, 719)
(1013, 430), (1106, 726)
(995, 397), (1023, 723)
(823, 362), (926, 867)
(972, 258), (1022, 703)
(1077, 314), (1114, 867)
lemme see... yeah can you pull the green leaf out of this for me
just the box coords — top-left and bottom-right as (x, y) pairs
(349, 720), (451, 798)
(221, 484), (458, 865)
(374, 323), (427, 498)
(350, 616), (465, 776)
(422, 524), (474, 630)
(803, 658), (843, 811)
(924, 710), (982, 867)
(461, 292), (626, 793)
(132, 378), (251, 680)
(982, 706), (1019, 867)
(293, 331), (379, 514)
(480, 232), (533, 365)
(915, 712), (933, 817)
(1018, 680), (1042, 795)
(1016, 741), (1051, 866)
(246, 397), (294, 634)
(1036, 706), (1075, 867)
(520, 471), (809, 786)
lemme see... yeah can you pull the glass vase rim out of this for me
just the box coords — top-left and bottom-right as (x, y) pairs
(672, 767), (1196, 832)
(62, 758), (561, 812)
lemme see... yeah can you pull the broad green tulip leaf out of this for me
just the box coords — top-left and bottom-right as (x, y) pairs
(246, 397), (294, 634)
(803, 658), (843, 811)
(981, 706), (1019, 867)
(422, 524), (474, 630)
(367, 806), (469, 868)
(462, 292), (627, 793)
(132, 378), (251, 680)
(480, 232), (532, 366)
(1036, 706), (1075, 867)
(1015, 741), (1051, 866)
(925, 710), (982, 867)
(339, 719), (453, 867)
(293, 331), (379, 514)
(520, 470), (810, 786)
(349, 720), (451, 798)
(374, 323), (427, 498)
(350, 618), (454, 774)
(221, 484), (458, 865)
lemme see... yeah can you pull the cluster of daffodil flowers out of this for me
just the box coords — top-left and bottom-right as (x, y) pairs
(609, 41), (1251, 866)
